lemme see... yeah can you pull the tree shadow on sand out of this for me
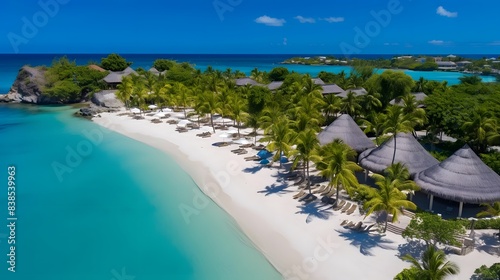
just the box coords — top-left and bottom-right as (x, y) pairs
(257, 182), (293, 196)
(475, 232), (500, 256)
(243, 165), (265, 174)
(397, 240), (427, 259)
(295, 201), (333, 223)
(337, 230), (395, 256)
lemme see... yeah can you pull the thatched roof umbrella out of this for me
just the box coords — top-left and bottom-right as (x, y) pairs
(414, 144), (500, 217)
(358, 133), (439, 176)
(317, 114), (376, 153)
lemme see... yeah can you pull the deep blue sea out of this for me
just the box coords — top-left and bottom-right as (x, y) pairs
(0, 104), (281, 280)
(0, 53), (497, 94)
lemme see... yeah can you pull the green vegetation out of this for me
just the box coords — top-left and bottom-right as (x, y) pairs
(395, 245), (459, 280)
(472, 263), (500, 279)
(283, 55), (499, 77)
(100, 53), (132, 71)
(402, 213), (466, 247)
(44, 57), (108, 103)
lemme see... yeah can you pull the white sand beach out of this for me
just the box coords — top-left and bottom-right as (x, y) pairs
(93, 109), (500, 280)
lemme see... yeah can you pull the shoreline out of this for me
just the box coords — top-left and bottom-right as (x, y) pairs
(93, 109), (500, 280)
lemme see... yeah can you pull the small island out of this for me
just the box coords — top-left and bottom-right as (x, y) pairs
(282, 55), (500, 76)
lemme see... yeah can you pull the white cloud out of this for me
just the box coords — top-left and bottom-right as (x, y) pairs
(428, 40), (445, 45)
(321, 17), (345, 23)
(255, 15), (286, 26)
(436, 6), (458, 18)
(294, 16), (315, 23)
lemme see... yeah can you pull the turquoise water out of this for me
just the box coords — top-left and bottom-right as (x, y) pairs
(0, 105), (281, 280)
(0, 54), (495, 94)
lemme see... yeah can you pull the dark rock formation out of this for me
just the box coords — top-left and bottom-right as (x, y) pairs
(0, 66), (59, 104)
(91, 90), (124, 108)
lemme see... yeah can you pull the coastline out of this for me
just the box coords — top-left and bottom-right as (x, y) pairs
(93, 109), (500, 280)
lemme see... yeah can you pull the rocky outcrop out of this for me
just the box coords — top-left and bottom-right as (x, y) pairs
(0, 66), (58, 104)
(91, 90), (124, 108)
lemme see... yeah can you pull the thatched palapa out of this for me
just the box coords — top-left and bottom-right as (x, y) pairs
(317, 114), (375, 153)
(358, 133), (438, 175)
(414, 145), (500, 204)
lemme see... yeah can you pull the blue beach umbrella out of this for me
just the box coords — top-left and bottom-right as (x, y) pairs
(259, 159), (270, 165)
(257, 149), (272, 159)
(280, 156), (289, 163)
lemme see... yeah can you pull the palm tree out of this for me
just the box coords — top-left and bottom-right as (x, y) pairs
(259, 105), (283, 134)
(260, 117), (295, 169)
(322, 94), (342, 121)
(227, 95), (248, 138)
(315, 140), (362, 205)
(477, 202), (500, 240)
(173, 83), (192, 118)
(400, 94), (427, 130)
(292, 129), (320, 193)
(363, 173), (417, 232)
(245, 112), (261, 144)
(116, 76), (134, 109)
(384, 163), (419, 192)
(362, 112), (386, 145)
(402, 245), (459, 280)
(462, 109), (499, 153)
(383, 106), (415, 164)
(359, 91), (382, 117)
(340, 91), (362, 117)
(198, 91), (220, 133)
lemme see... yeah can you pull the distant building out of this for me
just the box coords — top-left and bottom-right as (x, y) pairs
(88, 64), (106, 72)
(148, 67), (166, 76)
(235, 77), (261, 86)
(321, 84), (345, 96)
(267, 81), (284, 91)
(456, 61), (472, 68)
(436, 61), (457, 70)
(103, 67), (137, 89)
(337, 87), (367, 98)
(390, 92), (428, 108)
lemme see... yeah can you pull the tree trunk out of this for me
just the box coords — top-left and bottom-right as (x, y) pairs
(210, 113), (215, 133)
(306, 160), (311, 195)
(384, 219), (388, 233)
(391, 134), (397, 164)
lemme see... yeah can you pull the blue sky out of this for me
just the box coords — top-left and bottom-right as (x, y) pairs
(0, 0), (499, 54)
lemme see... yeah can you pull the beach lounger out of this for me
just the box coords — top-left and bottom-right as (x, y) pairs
(301, 194), (317, 204)
(349, 222), (363, 231)
(313, 185), (328, 194)
(244, 155), (261, 161)
(293, 190), (306, 199)
(363, 224), (376, 232)
(297, 192), (309, 201)
(341, 202), (352, 213)
(236, 150), (248, 155)
(293, 176), (305, 186)
(346, 204), (357, 215)
(343, 221), (355, 228)
(321, 196), (335, 205)
(333, 200), (346, 211)
(340, 220), (349, 226)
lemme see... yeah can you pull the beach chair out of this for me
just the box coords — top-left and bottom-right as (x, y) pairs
(341, 202), (352, 213)
(349, 222), (363, 231)
(340, 220), (349, 226)
(363, 224), (376, 232)
(313, 185), (327, 194)
(236, 150), (248, 155)
(301, 194), (317, 204)
(346, 204), (357, 215)
(244, 155), (261, 161)
(343, 221), (355, 228)
(333, 200), (346, 211)
(293, 190), (306, 199)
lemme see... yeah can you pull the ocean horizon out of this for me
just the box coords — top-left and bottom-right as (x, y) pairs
(0, 53), (496, 94)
